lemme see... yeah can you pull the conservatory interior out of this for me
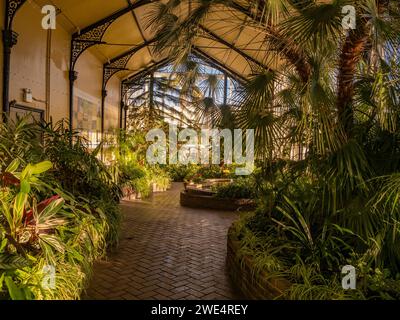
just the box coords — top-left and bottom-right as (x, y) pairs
(0, 0), (399, 300)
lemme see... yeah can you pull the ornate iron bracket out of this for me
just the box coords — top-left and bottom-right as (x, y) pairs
(121, 82), (130, 100)
(5, 0), (27, 30)
(70, 23), (111, 71)
(2, 30), (18, 48)
(102, 38), (157, 89)
(103, 55), (131, 89)
(70, 0), (152, 72)
(68, 0), (152, 131)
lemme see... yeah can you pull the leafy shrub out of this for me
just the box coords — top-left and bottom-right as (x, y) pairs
(0, 118), (121, 300)
(197, 165), (224, 179)
(232, 155), (400, 300)
(0, 160), (113, 299)
(110, 130), (171, 198)
(149, 166), (171, 190)
(214, 177), (256, 199)
(166, 164), (199, 182)
(40, 121), (121, 203)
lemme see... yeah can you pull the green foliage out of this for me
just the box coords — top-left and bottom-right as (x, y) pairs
(166, 164), (199, 182)
(233, 154), (400, 299)
(196, 165), (224, 179)
(146, 0), (400, 298)
(214, 177), (256, 199)
(150, 166), (172, 190)
(40, 120), (121, 203)
(0, 118), (121, 300)
(111, 129), (172, 197)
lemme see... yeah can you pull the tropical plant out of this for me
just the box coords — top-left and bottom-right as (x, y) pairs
(141, 0), (400, 299)
(166, 164), (200, 182)
(0, 117), (121, 300)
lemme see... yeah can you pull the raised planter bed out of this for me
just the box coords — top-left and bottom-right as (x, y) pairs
(152, 183), (168, 193)
(227, 223), (291, 299)
(180, 190), (256, 211)
(122, 182), (170, 201)
(121, 186), (142, 201)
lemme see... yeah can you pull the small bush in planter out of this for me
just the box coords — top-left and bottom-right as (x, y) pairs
(149, 166), (171, 191)
(197, 165), (223, 179)
(214, 177), (256, 199)
(166, 164), (199, 182)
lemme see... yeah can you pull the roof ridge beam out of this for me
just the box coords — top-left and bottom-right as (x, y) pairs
(198, 25), (270, 73)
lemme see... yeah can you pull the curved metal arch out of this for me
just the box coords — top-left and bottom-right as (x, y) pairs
(120, 51), (246, 130)
(5, 0), (27, 30)
(121, 50), (247, 103)
(102, 38), (158, 89)
(102, 21), (259, 91)
(70, 0), (271, 131)
(69, 0), (154, 132)
(70, 0), (153, 71)
(101, 38), (158, 138)
(121, 47), (247, 89)
(85, 0), (270, 82)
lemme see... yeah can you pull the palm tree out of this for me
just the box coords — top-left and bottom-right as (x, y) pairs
(144, 0), (398, 150)
(143, 0), (400, 276)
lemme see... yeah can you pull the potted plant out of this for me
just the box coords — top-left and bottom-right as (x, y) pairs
(183, 178), (189, 190)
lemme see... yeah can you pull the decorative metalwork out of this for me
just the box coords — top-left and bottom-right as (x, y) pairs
(6, 0), (27, 29)
(121, 82), (130, 99)
(3, 1), (26, 117)
(70, 21), (114, 69)
(110, 54), (133, 70)
(68, 70), (78, 82)
(70, 0), (152, 71)
(103, 38), (158, 89)
(77, 21), (113, 41)
(103, 54), (133, 88)
(2, 30), (18, 48)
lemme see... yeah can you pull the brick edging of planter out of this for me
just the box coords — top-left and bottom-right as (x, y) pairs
(226, 223), (291, 299)
(180, 191), (256, 211)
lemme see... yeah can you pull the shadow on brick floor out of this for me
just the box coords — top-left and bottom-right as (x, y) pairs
(84, 183), (243, 300)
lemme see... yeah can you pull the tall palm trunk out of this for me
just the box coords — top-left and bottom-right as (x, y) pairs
(337, 23), (369, 136)
(337, 0), (389, 136)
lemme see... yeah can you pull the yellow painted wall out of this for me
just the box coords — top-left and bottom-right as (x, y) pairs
(74, 50), (103, 106)
(105, 76), (120, 132)
(49, 25), (70, 122)
(7, 1), (121, 127)
(10, 3), (47, 112)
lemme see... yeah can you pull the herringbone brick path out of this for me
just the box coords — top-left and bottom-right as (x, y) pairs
(85, 183), (241, 300)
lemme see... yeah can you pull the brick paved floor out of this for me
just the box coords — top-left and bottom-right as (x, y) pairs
(85, 183), (241, 300)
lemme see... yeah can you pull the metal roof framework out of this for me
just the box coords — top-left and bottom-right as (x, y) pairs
(4, 0), (276, 131)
